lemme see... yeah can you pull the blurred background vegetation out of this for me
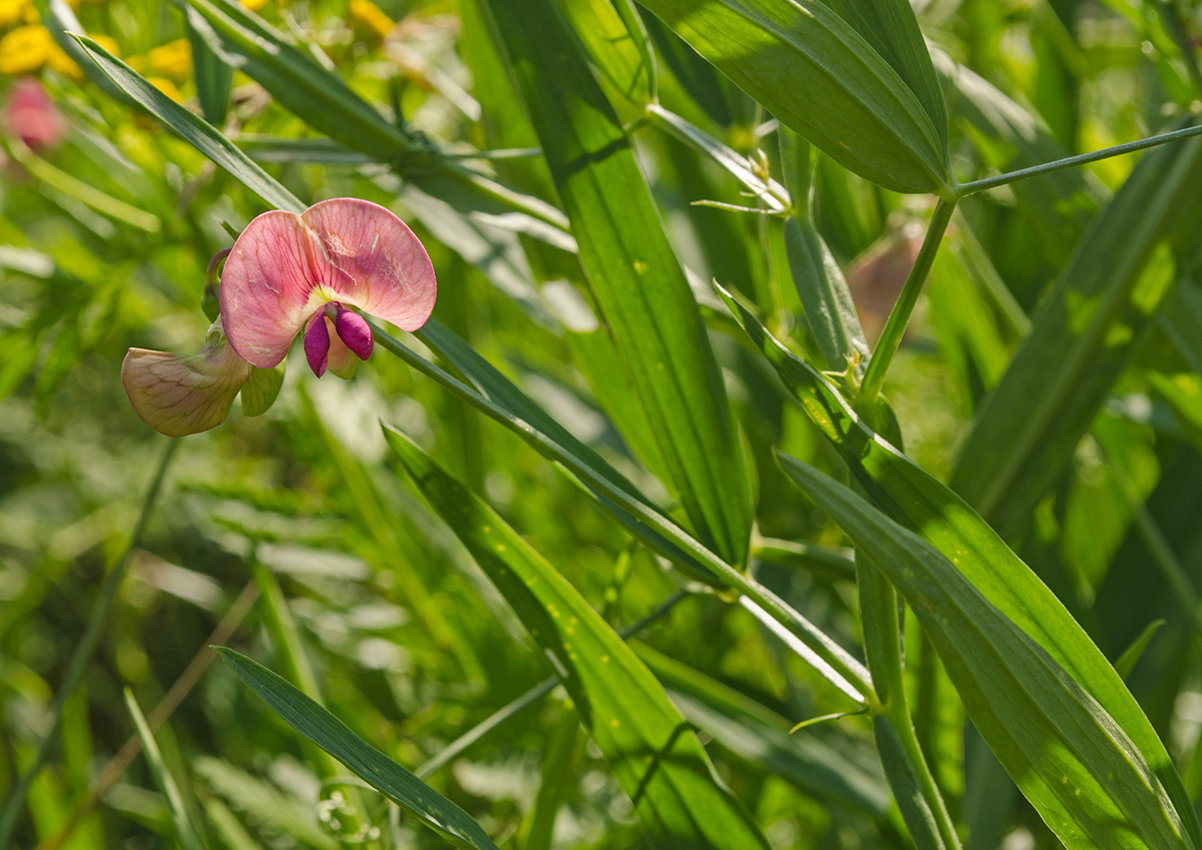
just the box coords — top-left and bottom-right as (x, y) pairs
(3, 0), (1202, 848)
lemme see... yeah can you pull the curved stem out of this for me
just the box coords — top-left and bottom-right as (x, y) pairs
(858, 199), (956, 407)
(0, 439), (179, 848)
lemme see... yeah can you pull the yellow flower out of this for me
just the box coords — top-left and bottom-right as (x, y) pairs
(0, 0), (29, 29)
(241, 0), (270, 10)
(46, 40), (81, 78)
(349, 0), (393, 39)
(147, 76), (182, 102)
(0, 24), (50, 74)
(147, 38), (190, 81)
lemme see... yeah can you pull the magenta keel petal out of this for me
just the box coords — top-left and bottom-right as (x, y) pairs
(334, 306), (373, 361)
(304, 311), (330, 377)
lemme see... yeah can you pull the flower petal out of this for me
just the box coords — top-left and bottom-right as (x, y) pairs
(326, 315), (359, 379)
(122, 332), (251, 437)
(334, 305), (373, 361)
(301, 198), (437, 331)
(304, 311), (330, 377)
(220, 210), (331, 368)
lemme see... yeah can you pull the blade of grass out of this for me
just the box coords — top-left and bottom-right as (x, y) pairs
(216, 649), (501, 850)
(385, 429), (773, 849)
(0, 439), (178, 849)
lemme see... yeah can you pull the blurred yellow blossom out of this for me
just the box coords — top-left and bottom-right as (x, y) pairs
(349, 0), (393, 39)
(147, 39), (190, 81)
(0, 24), (81, 76)
(0, 0), (29, 29)
(241, 0), (270, 10)
(0, 24), (49, 74)
(147, 76), (182, 102)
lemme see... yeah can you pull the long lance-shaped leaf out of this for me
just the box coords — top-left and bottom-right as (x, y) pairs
(821, 0), (949, 158)
(556, 0), (653, 104)
(124, 691), (207, 850)
(485, 0), (753, 568)
(715, 284), (1202, 850)
(951, 126), (1202, 538)
(371, 323), (872, 701)
(186, 12), (233, 127)
(384, 428), (773, 850)
(636, 0), (951, 195)
(75, 37), (306, 215)
(779, 457), (1189, 850)
(215, 649), (500, 850)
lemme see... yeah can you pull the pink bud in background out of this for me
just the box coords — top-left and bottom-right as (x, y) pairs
(219, 198), (436, 379)
(2, 77), (66, 150)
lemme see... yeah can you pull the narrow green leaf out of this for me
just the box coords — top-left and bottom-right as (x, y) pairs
(783, 217), (870, 375)
(716, 283), (1202, 850)
(633, 642), (889, 815)
(373, 322), (873, 700)
(179, 0), (413, 164)
(214, 648), (500, 850)
(32, 0), (136, 107)
(952, 127), (1202, 538)
(637, 0), (952, 194)
(1159, 277), (1202, 375)
(186, 12), (233, 127)
(556, 0), (652, 104)
(521, 713), (580, 850)
(124, 690), (207, 850)
(1115, 620), (1167, 680)
(779, 457), (1189, 850)
(822, 0), (948, 157)
(487, 0), (754, 567)
(384, 428), (773, 850)
(74, 37), (305, 214)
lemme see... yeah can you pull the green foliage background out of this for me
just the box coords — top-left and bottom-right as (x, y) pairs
(2, 0), (1202, 848)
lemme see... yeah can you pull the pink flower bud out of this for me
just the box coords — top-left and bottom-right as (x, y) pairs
(304, 311), (331, 377)
(334, 305), (373, 361)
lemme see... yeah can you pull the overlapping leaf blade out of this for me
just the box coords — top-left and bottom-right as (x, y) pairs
(952, 127), (1202, 537)
(636, 0), (951, 194)
(384, 428), (773, 850)
(779, 457), (1188, 850)
(216, 648), (501, 850)
(485, 0), (753, 567)
(75, 37), (306, 214)
(717, 285), (1202, 849)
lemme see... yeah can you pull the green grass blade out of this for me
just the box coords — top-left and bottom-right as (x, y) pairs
(823, 0), (949, 158)
(373, 323), (873, 700)
(716, 284), (1202, 849)
(185, 12), (233, 127)
(779, 457), (1190, 850)
(385, 428), (773, 849)
(124, 690), (207, 850)
(557, 0), (652, 104)
(951, 126), (1202, 538)
(487, 0), (754, 568)
(636, 0), (951, 194)
(75, 36), (305, 214)
(1115, 620), (1167, 680)
(214, 648), (501, 850)
(633, 642), (889, 815)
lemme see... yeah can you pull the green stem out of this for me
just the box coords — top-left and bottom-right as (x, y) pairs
(0, 439), (178, 848)
(954, 121), (1202, 197)
(858, 199), (956, 406)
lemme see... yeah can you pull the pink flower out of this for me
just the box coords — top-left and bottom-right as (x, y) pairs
(2, 77), (66, 150)
(122, 318), (283, 437)
(219, 198), (436, 379)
